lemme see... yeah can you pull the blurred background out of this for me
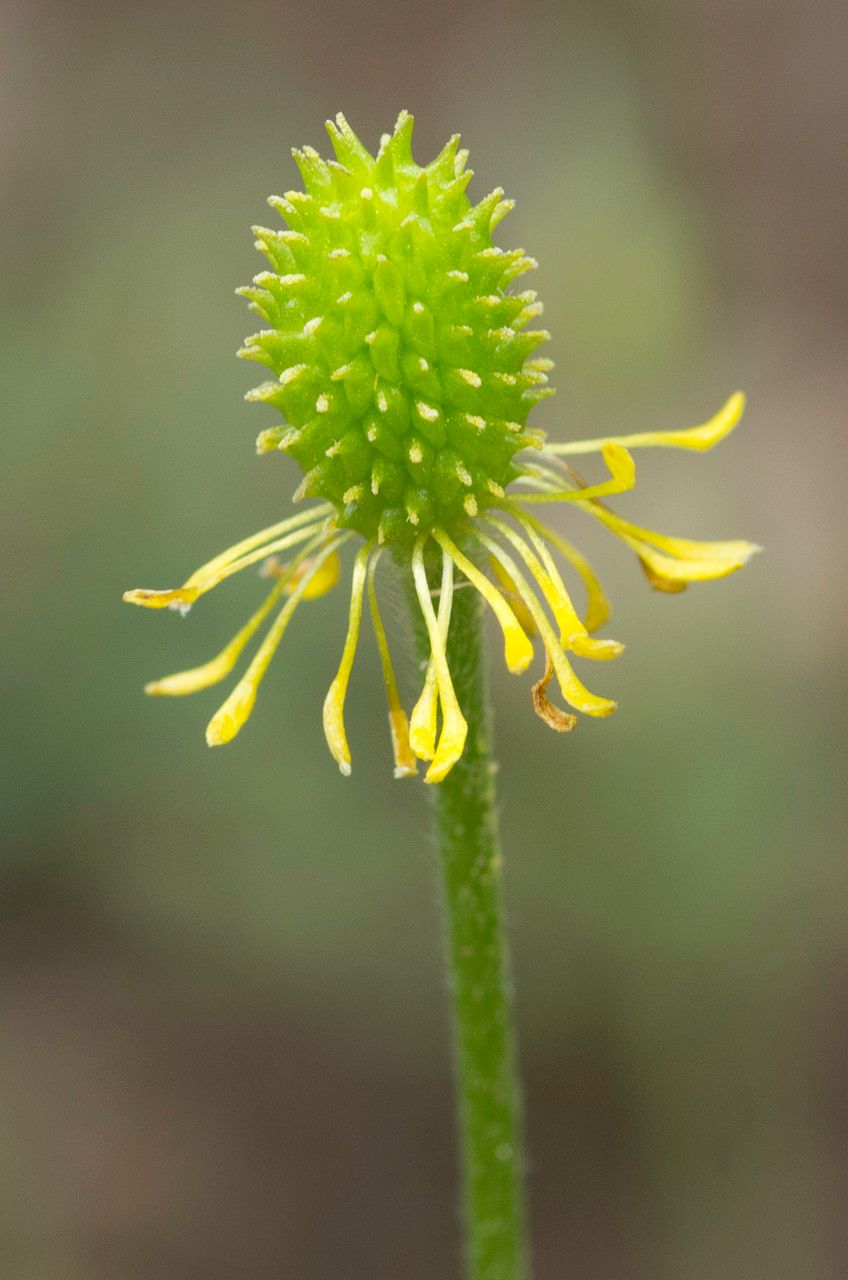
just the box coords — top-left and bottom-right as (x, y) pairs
(2, 0), (847, 1275)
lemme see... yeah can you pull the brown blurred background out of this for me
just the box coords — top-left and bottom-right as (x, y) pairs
(2, 0), (847, 1276)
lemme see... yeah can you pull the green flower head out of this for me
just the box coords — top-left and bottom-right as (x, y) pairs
(241, 110), (549, 544)
(124, 112), (758, 782)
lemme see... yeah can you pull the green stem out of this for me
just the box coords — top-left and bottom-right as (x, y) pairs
(408, 571), (530, 1280)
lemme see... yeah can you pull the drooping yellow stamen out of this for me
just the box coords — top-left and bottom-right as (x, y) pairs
(123, 514), (331, 610)
(509, 508), (612, 633)
(322, 543), (372, 776)
(484, 516), (622, 661)
(517, 442), (635, 502)
(411, 538), (468, 783)
(543, 392), (746, 455)
(205, 536), (346, 746)
(409, 549), (454, 762)
(145, 534), (334, 696)
(575, 503), (761, 582)
(146, 578), (288, 696)
(367, 551), (417, 779)
(475, 530), (616, 719)
(489, 557), (537, 636)
(504, 510), (622, 660)
(432, 528), (533, 674)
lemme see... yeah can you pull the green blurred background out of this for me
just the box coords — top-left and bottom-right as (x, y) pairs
(2, 0), (847, 1275)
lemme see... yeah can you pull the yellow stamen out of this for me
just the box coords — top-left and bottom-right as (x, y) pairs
(412, 538), (468, 783)
(516, 442), (635, 503)
(124, 515), (330, 610)
(409, 550), (454, 762)
(147, 534), (335, 697)
(575, 504), (761, 582)
(489, 557), (537, 637)
(205, 537), (346, 746)
(476, 531), (616, 718)
(506, 508), (611, 633)
(484, 516), (622, 661)
(183, 504), (332, 586)
(409, 666), (438, 760)
(322, 544), (371, 776)
(504, 511), (622, 660)
(367, 551), (417, 778)
(544, 391), (746, 455)
(432, 528), (533, 674)
(146, 578), (287, 697)
(188, 521), (331, 595)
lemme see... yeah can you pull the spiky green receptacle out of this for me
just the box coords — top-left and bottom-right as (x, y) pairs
(239, 111), (554, 546)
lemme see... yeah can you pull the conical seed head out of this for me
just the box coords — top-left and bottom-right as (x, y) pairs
(240, 112), (553, 544)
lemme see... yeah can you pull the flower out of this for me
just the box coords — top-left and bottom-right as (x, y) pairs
(124, 112), (758, 783)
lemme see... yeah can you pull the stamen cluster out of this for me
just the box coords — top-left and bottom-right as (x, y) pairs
(239, 111), (551, 544)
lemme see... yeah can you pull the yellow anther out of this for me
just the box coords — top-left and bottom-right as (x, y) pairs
(205, 537), (345, 746)
(518, 443), (635, 503)
(146, 579), (289, 697)
(322, 544), (371, 775)
(433, 529), (533, 674)
(500, 512), (623, 660)
(367, 551), (417, 778)
(409, 551), (454, 761)
(411, 539), (468, 783)
(475, 531), (616, 718)
(514, 509), (611, 633)
(122, 585), (198, 611)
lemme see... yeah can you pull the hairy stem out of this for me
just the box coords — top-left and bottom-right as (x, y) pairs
(408, 572), (530, 1280)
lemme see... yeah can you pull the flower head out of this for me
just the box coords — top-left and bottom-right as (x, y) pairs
(124, 112), (758, 782)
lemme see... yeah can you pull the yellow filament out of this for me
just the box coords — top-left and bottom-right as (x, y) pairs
(183, 504), (333, 584)
(475, 530), (616, 718)
(189, 521), (331, 595)
(432, 528), (533, 674)
(484, 516), (621, 663)
(367, 551), (417, 779)
(544, 391), (746, 455)
(322, 544), (371, 776)
(516, 442), (635, 503)
(504, 512), (622, 660)
(510, 508), (611, 632)
(411, 539), (468, 783)
(409, 550), (454, 762)
(205, 537), (346, 746)
(123, 516), (330, 610)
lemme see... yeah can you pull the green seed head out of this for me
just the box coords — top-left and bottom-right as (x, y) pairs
(239, 111), (554, 545)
